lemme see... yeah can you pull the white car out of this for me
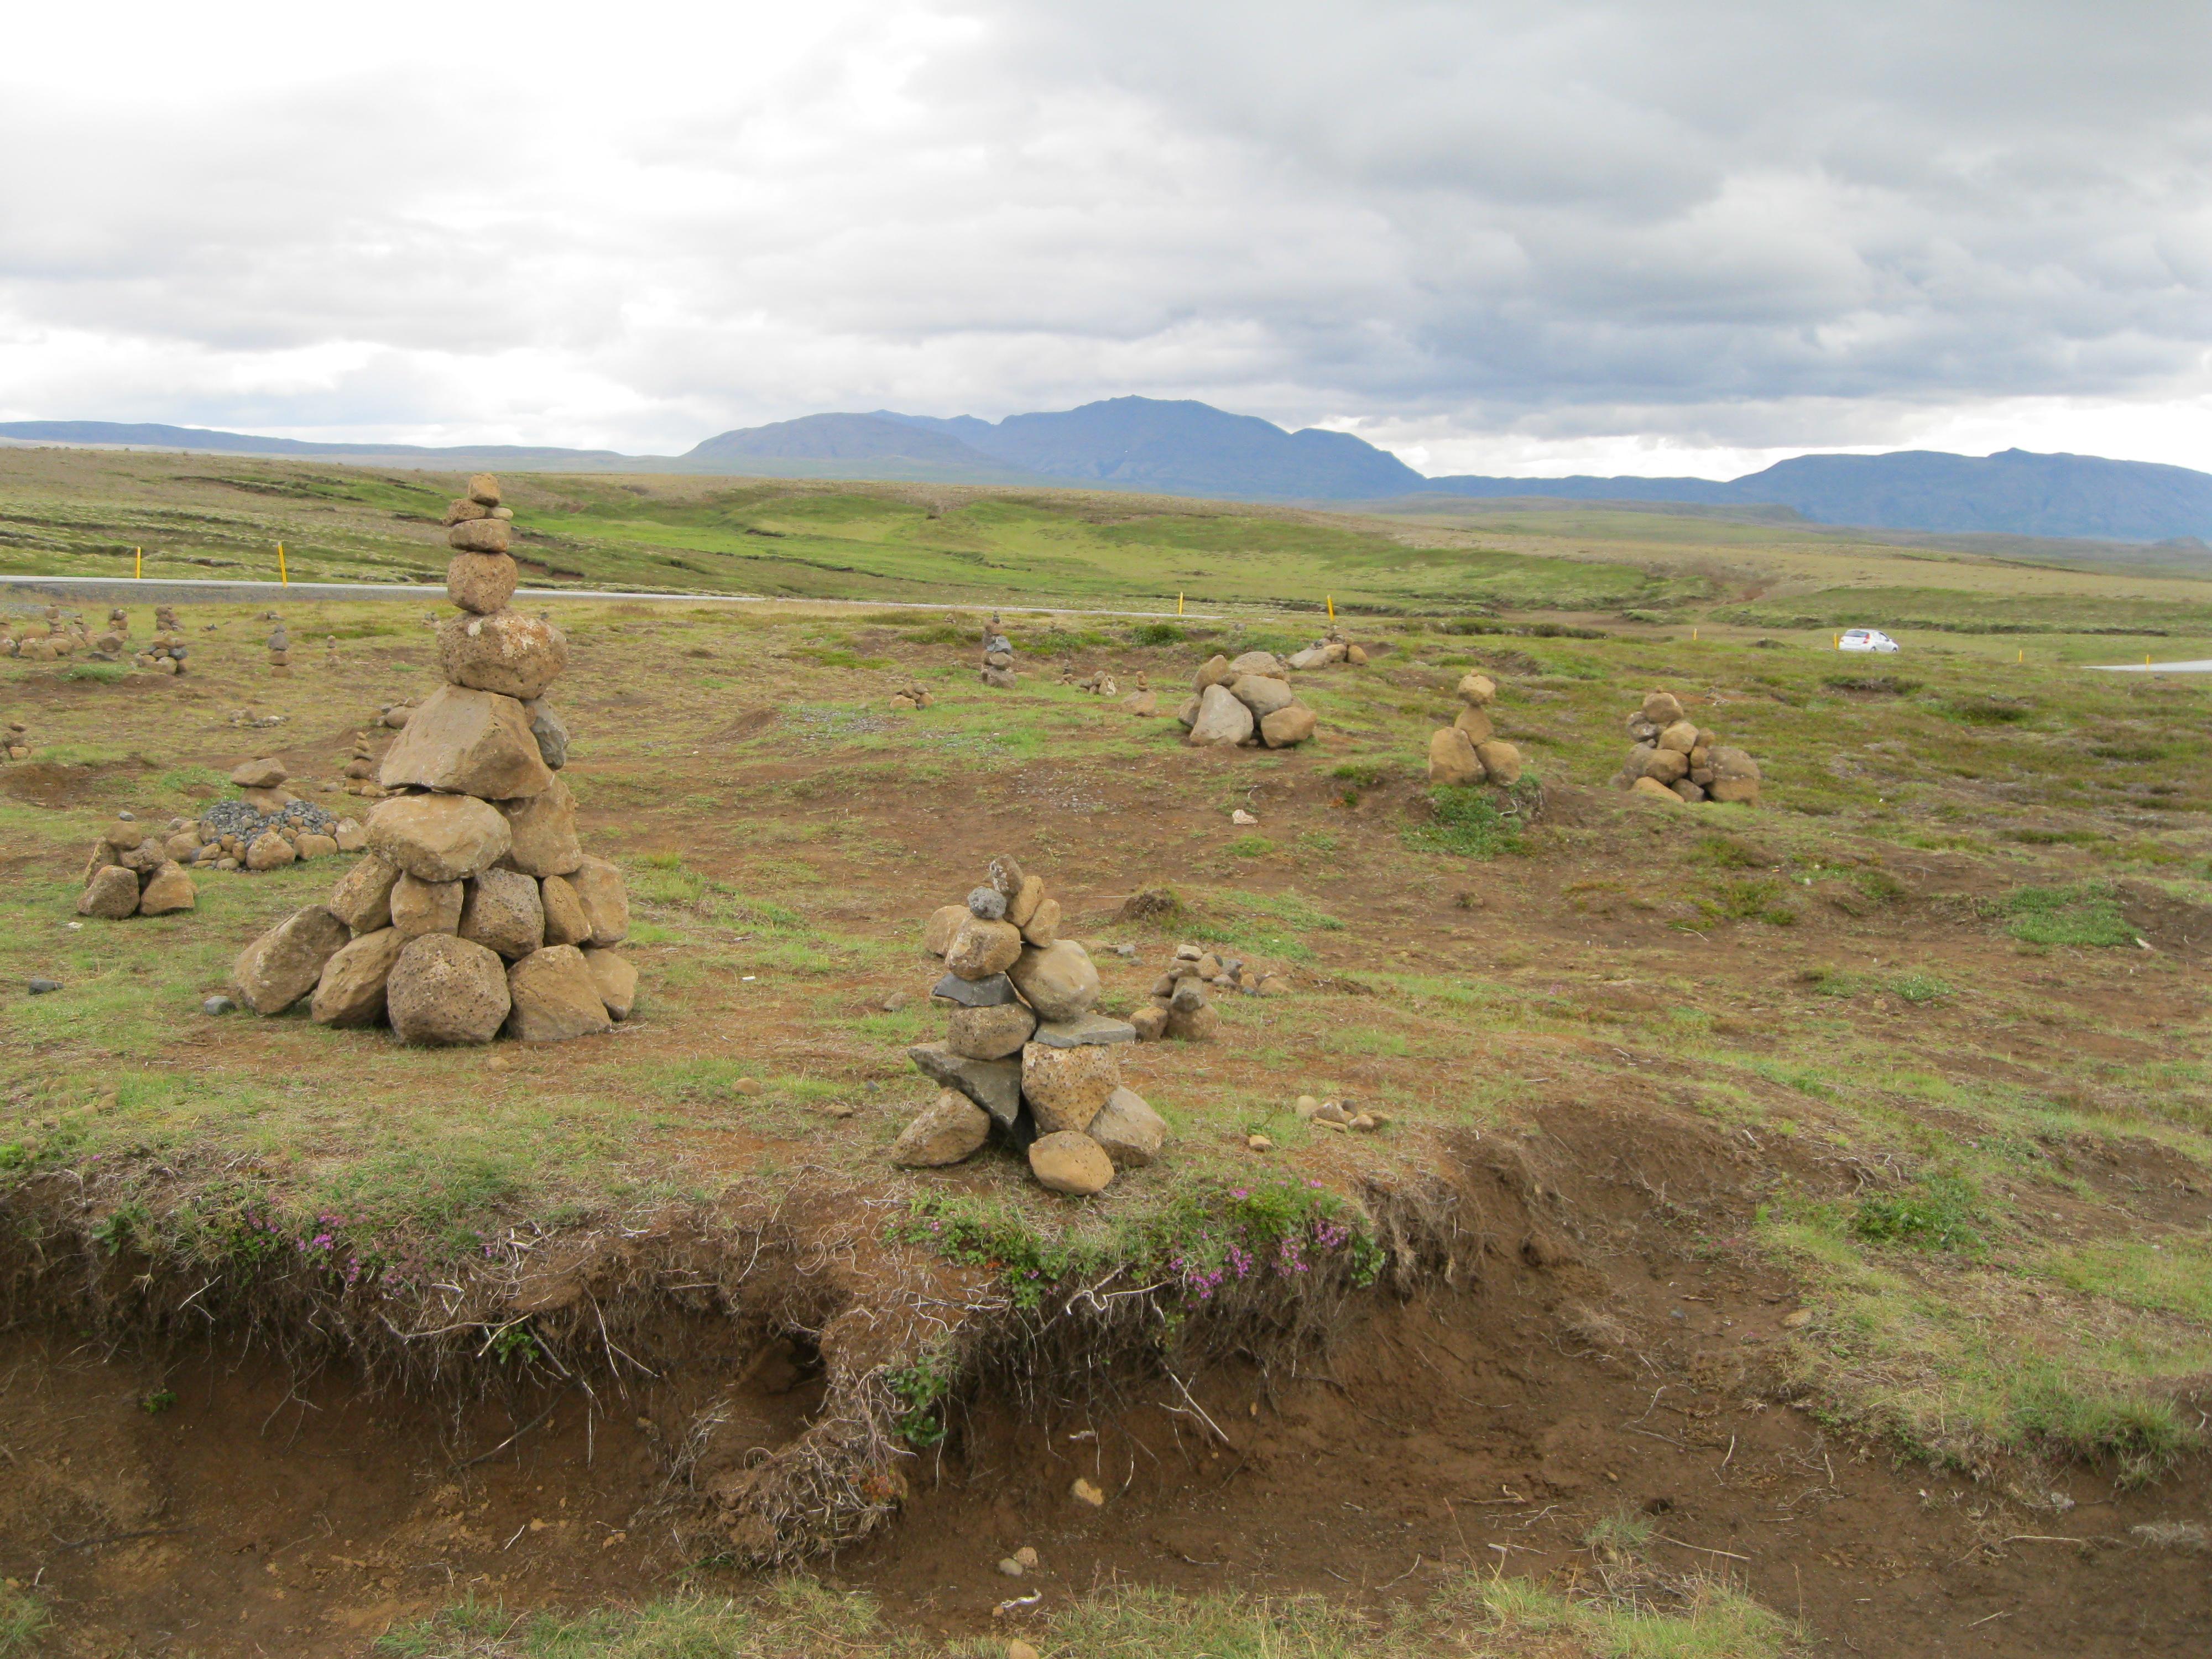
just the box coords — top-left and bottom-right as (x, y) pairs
(1838, 628), (1900, 653)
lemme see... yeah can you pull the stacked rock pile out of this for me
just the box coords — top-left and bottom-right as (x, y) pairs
(87, 609), (131, 661)
(185, 758), (352, 870)
(1425, 671), (1524, 787)
(266, 623), (290, 671)
(377, 698), (419, 730)
(1121, 674), (1157, 716)
(980, 615), (1016, 688)
(4, 721), (29, 761)
(1060, 667), (1119, 696)
(888, 680), (936, 711)
(1129, 942), (1287, 1040)
(1287, 628), (1366, 669)
(1612, 690), (1762, 805)
(898, 858), (1168, 1196)
(340, 726), (390, 796)
(155, 605), (180, 633)
(3, 608), (86, 661)
(230, 474), (632, 1046)
(77, 815), (197, 919)
(1177, 651), (1318, 749)
(132, 628), (190, 675)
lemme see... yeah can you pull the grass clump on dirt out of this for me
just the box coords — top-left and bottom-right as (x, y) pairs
(380, 1573), (1798, 1659)
(1849, 1171), (1987, 1255)
(1404, 784), (1525, 858)
(0, 1587), (48, 1657)
(1991, 881), (2140, 947)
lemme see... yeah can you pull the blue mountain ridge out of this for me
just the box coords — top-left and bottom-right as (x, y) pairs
(7, 402), (2211, 541)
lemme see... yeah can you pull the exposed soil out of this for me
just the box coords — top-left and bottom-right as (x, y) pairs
(6, 1108), (2208, 1656)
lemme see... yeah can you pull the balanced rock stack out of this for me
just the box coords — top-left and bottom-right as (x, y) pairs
(1613, 690), (1762, 805)
(77, 815), (197, 920)
(266, 623), (290, 671)
(1287, 628), (1366, 670)
(132, 627), (189, 675)
(88, 610), (130, 661)
(155, 605), (180, 634)
(1178, 651), (1317, 749)
(888, 680), (936, 711)
(899, 859), (1168, 1196)
(980, 615), (1017, 688)
(4, 609), (84, 661)
(1120, 672), (1156, 716)
(4, 722), (29, 761)
(1426, 671), (1524, 787)
(229, 474), (630, 1045)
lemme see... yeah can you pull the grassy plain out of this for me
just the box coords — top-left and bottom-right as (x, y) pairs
(3, 451), (2211, 1653)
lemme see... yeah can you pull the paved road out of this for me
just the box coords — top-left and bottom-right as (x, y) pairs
(2089, 659), (2212, 673)
(0, 573), (1211, 620)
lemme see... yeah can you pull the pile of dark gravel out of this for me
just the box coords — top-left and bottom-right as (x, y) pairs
(197, 797), (342, 843)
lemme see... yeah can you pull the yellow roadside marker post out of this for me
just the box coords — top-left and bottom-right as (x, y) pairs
(1177, 592), (1184, 616)
(278, 542), (289, 586)
(1326, 594), (1334, 621)
(134, 546), (142, 578)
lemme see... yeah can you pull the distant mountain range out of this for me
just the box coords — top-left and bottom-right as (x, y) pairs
(7, 399), (2212, 542)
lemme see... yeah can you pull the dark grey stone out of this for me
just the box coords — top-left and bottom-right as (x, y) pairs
(201, 994), (237, 1016)
(27, 978), (61, 995)
(966, 885), (1006, 921)
(524, 698), (569, 770)
(907, 1042), (1022, 1128)
(932, 972), (1015, 1007)
(1029, 1013), (1136, 1048)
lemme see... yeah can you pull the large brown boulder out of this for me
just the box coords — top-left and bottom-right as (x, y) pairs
(1657, 719), (1699, 754)
(1028, 1131), (1114, 1196)
(460, 867), (545, 959)
(466, 472), (502, 507)
(495, 776), (581, 877)
(1260, 704), (1316, 747)
(230, 758), (288, 788)
(1427, 726), (1483, 786)
(946, 915), (1022, 980)
(1453, 705), (1493, 743)
(436, 610), (569, 702)
(1008, 940), (1100, 1021)
(137, 861), (196, 915)
(447, 516), (510, 554)
(328, 853), (400, 932)
(1086, 1086), (1168, 1168)
(1229, 674), (1296, 718)
(310, 927), (405, 1027)
(568, 855), (629, 946)
(1018, 897), (1060, 948)
(233, 906), (349, 1014)
(1187, 683), (1255, 747)
(367, 793), (513, 883)
(390, 873), (463, 938)
(540, 874), (592, 946)
(378, 685), (552, 799)
(77, 865), (140, 919)
(891, 1091), (992, 1168)
(948, 1001), (1037, 1060)
(924, 902), (970, 956)
(581, 947), (638, 1019)
(1020, 1040), (1120, 1135)
(385, 933), (510, 1045)
(1457, 672), (1496, 706)
(505, 945), (613, 1042)
(244, 830), (297, 871)
(447, 552), (518, 615)
(1473, 739), (1523, 784)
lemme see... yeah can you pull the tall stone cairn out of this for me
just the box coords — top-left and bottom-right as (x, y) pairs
(980, 613), (1017, 688)
(1425, 671), (1523, 786)
(229, 474), (634, 1044)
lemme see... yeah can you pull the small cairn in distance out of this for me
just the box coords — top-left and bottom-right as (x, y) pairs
(888, 679), (936, 711)
(1129, 942), (1287, 1041)
(77, 814), (197, 920)
(227, 473), (634, 1046)
(1287, 627), (1366, 669)
(266, 622), (290, 672)
(1613, 690), (1762, 805)
(1426, 671), (1523, 787)
(900, 858), (1169, 1196)
(980, 614), (1017, 688)
(1179, 651), (1317, 748)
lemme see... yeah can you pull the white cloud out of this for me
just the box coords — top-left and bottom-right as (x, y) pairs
(1, 0), (2208, 475)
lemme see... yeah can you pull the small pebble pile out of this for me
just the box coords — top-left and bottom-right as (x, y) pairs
(1612, 690), (1762, 805)
(1287, 628), (1366, 669)
(1060, 667), (1118, 696)
(1425, 671), (1524, 786)
(186, 759), (354, 870)
(899, 858), (1169, 1196)
(1291, 1093), (1389, 1134)
(1177, 651), (1318, 748)
(1128, 942), (1285, 1040)
(980, 615), (1017, 688)
(77, 815), (198, 920)
(888, 680), (936, 711)
(229, 474), (633, 1046)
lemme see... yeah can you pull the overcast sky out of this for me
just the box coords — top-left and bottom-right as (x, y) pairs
(3, 0), (2209, 477)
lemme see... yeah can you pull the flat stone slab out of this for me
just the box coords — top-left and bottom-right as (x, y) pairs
(908, 1041), (1022, 1128)
(932, 971), (1016, 1007)
(1030, 1013), (1137, 1048)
